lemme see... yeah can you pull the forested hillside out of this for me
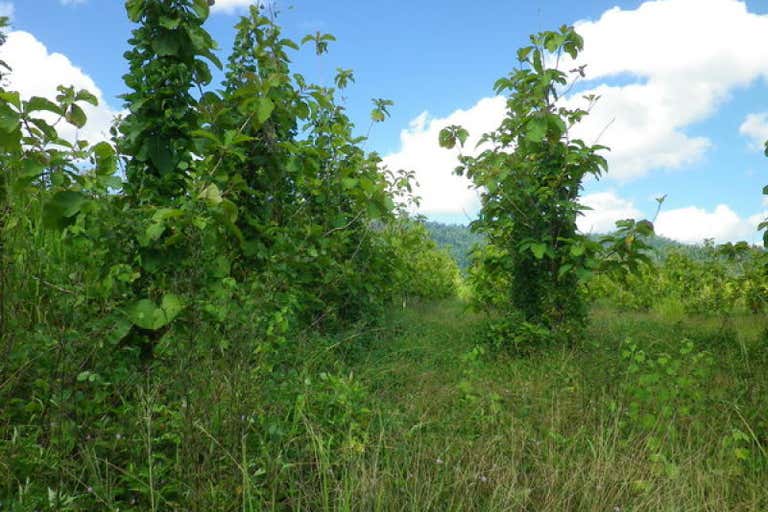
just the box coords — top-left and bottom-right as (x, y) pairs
(424, 221), (484, 270)
(1, 3), (767, 511)
(425, 220), (723, 271)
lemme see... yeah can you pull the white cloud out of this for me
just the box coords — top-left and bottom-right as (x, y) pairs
(211, 0), (263, 14)
(382, 97), (506, 216)
(386, 0), (768, 217)
(0, 30), (119, 143)
(565, 82), (712, 181)
(656, 204), (761, 244)
(577, 191), (643, 234)
(739, 112), (768, 150)
(575, 189), (765, 244)
(0, 2), (13, 19)
(564, 0), (768, 180)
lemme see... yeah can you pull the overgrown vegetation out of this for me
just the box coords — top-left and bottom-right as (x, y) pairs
(439, 26), (654, 342)
(1, 4), (767, 511)
(0, 3), (456, 509)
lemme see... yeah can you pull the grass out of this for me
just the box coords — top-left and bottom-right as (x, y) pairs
(3, 298), (767, 511)
(301, 299), (768, 511)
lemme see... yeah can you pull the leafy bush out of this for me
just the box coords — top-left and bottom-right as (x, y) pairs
(442, 26), (656, 348)
(0, 3), (459, 508)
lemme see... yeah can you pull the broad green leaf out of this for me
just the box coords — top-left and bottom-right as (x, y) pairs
(151, 208), (185, 224)
(0, 91), (21, 109)
(77, 371), (94, 383)
(26, 96), (62, 115)
(341, 178), (358, 190)
(532, 48), (543, 73)
(92, 141), (117, 176)
(151, 31), (181, 57)
(517, 46), (533, 62)
(256, 97), (275, 124)
(160, 294), (183, 323)
(570, 244), (585, 257)
(21, 158), (45, 180)
(145, 222), (166, 242)
(42, 190), (87, 229)
(148, 138), (174, 175)
(66, 104), (87, 129)
(219, 199), (238, 223)
(530, 243), (547, 259)
(158, 16), (181, 30)
(547, 114), (566, 138)
(126, 0), (144, 21)
(29, 117), (57, 140)
(456, 127), (469, 147)
(191, 129), (222, 146)
(199, 183), (223, 205)
(191, 0), (210, 20)
(525, 118), (547, 143)
(636, 220), (654, 236)
(439, 128), (456, 149)
(0, 103), (20, 132)
(126, 299), (163, 330)
(126, 294), (184, 331)
(75, 89), (99, 106)
(0, 126), (21, 151)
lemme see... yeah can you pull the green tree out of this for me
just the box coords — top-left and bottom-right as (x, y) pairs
(120, 0), (220, 201)
(441, 26), (607, 329)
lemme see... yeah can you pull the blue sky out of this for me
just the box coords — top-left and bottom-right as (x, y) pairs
(3, 0), (768, 244)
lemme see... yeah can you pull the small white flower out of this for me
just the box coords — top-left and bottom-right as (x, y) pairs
(115, 433), (122, 440)
(479, 475), (488, 483)
(435, 457), (444, 464)
(87, 486), (93, 493)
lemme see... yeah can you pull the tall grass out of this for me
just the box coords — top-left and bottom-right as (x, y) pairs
(3, 292), (767, 510)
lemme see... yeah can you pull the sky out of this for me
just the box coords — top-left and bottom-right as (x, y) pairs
(2, 0), (768, 245)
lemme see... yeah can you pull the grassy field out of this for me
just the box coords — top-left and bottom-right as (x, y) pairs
(293, 300), (768, 511)
(4, 298), (767, 511)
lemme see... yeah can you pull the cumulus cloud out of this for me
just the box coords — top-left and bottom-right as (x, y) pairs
(0, 30), (119, 143)
(656, 204), (761, 244)
(211, 0), (267, 14)
(564, 0), (768, 180)
(383, 97), (506, 216)
(0, 2), (13, 19)
(385, 0), (768, 218)
(565, 82), (712, 180)
(577, 190), (766, 244)
(577, 191), (643, 234)
(739, 112), (768, 150)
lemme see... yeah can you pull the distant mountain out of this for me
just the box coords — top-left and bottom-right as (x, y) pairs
(424, 222), (484, 271)
(424, 220), (726, 270)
